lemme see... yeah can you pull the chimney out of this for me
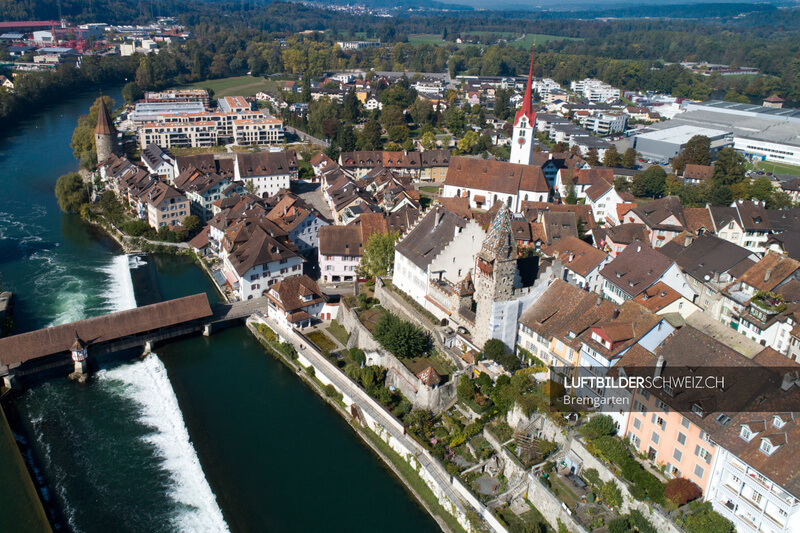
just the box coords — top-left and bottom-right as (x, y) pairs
(654, 355), (665, 378)
(596, 295), (603, 306)
(612, 308), (620, 319)
(781, 372), (799, 391)
(765, 268), (773, 283)
(660, 290), (667, 297)
(568, 252), (574, 263)
(637, 245), (641, 252)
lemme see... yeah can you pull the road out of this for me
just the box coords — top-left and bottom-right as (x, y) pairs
(285, 126), (329, 147)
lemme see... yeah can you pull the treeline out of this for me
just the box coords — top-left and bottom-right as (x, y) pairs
(0, 55), (136, 129)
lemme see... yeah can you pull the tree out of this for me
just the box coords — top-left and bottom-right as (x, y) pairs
(748, 177), (774, 202)
(341, 88), (360, 122)
(723, 90), (750, 104)
(380, 105), (405, 128)
(563, 176), (578, 204)
(55, 173), (88, 213)
(457, 375), (477, 401)
(585, 147), (600, 166)
(601, 480), (623, 509)
(409, 98), (434, 126)
(602, 145), (621, 168)
(633, 165), (667, 198)
(569, 145), (583, 158)
(301, 75), (311, 103)
(457, 131), (478, 154)
(622, 147), (637, 169)
(665, 174), (683, 196)
(553, 142), (569, 154)
(183, 215), (201, 232)
(665, 477), (702, 507)
(338, 124), (357, 153)
(683, 135), (712, 165)
(361, 120), (383, 150)
(122, 81), (144, 104)
(359, 231), (399, 278)
(494, 88), (511, 120)
(70, 95), (116, 170)
(680, 502), (734, 533)
(614, 177), (631, 193)
(713, 147), (747, 186)
(769, 190), (795, 210)
(484, 339), (506, 361)
(709, 185), (733, 206)
(374, 313), (430, 359)
(580, 415), (617, 440)
(421, 131), (437, 150)
(445, 107), (466, 135)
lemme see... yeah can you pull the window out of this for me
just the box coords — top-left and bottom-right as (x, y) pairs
(673, 448), (683, 462)
(633, 401), (647, 414)
(638, 388), (650, 400)
(773, 415), (785, 429)
(691, 404), (704, 417)
(694, 464), (705, 479)
(740, 426), (753, 441)
(656, 400), (669, 412)
(760, 439), (775, 455)
(633, 418), (642, 430)
(652, 414), (666, 430)
(716, 414), (731, 425)
(695, 446), (711, 463)
(630, 434), (641, 447)
(651, 431), (660, 445)
(681, 416), (692, 429)
(677, 432), (687, 446)
(664, 383), (674, 396)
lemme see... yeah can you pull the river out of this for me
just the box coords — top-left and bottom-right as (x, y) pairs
(0, 89), (439, 533)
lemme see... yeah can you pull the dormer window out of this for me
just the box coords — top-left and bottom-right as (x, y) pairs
(740, 426), (754, 441)
(760, 439), (776, 456)
(691, 404), (704, 417)
(773, 415), (785, 429)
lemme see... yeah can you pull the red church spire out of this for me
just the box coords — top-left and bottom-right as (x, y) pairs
(514, 46), (537, 126)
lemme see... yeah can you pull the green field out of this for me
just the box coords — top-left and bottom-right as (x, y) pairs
(750, 160), (800, 176)
(408, 32), (582, 48)
(175, 76), (277, 98)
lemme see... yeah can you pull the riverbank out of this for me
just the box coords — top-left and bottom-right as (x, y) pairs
(246, 320), (464, 533)
(0, 405), (51, 533)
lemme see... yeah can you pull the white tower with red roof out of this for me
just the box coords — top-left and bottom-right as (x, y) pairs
(510, 47), (537, 166)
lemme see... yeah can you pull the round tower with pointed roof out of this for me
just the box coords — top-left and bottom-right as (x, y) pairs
(94, 96), (118, 166)
(510, 47), (537, 166)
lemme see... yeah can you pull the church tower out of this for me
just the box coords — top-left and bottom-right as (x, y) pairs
(94, 96), (118, 166)
(473, 206), (518, 348)
(510, 47), (537, 166)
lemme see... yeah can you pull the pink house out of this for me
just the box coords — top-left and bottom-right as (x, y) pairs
(318, 225), (363, 283)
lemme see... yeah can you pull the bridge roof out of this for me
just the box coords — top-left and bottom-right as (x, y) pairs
(0, 294), (213, 368)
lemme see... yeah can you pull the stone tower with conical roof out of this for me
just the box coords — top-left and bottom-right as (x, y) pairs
(510, 47), (537, 166)
(473, 205), (518, 347)
(94, 96), (118, 165)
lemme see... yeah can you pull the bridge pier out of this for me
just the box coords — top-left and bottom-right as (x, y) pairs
(3, 374), (17, 390)
(203, 324), (212, 337)
(143, 340), (154, 355)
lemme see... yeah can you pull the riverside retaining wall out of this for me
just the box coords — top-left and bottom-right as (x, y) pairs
(251, 315), (508, 533)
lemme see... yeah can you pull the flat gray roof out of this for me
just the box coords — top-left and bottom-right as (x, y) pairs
(688, 100), (800, 120)
(653, 109), (800, 148)
(635, 124), (731, 144)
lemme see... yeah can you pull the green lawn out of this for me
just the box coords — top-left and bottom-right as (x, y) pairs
(419, 186), (441, 194)
(175, 76), (276, 98)
(506, 33), (583, 48)
(402, 356), (450, 381)
(752, 160), (800, 176)
(327, 320), (350, 345)
(307, 330), (337, 351)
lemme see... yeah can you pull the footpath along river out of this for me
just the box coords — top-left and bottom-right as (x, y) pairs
(0, 88), (439, 532)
